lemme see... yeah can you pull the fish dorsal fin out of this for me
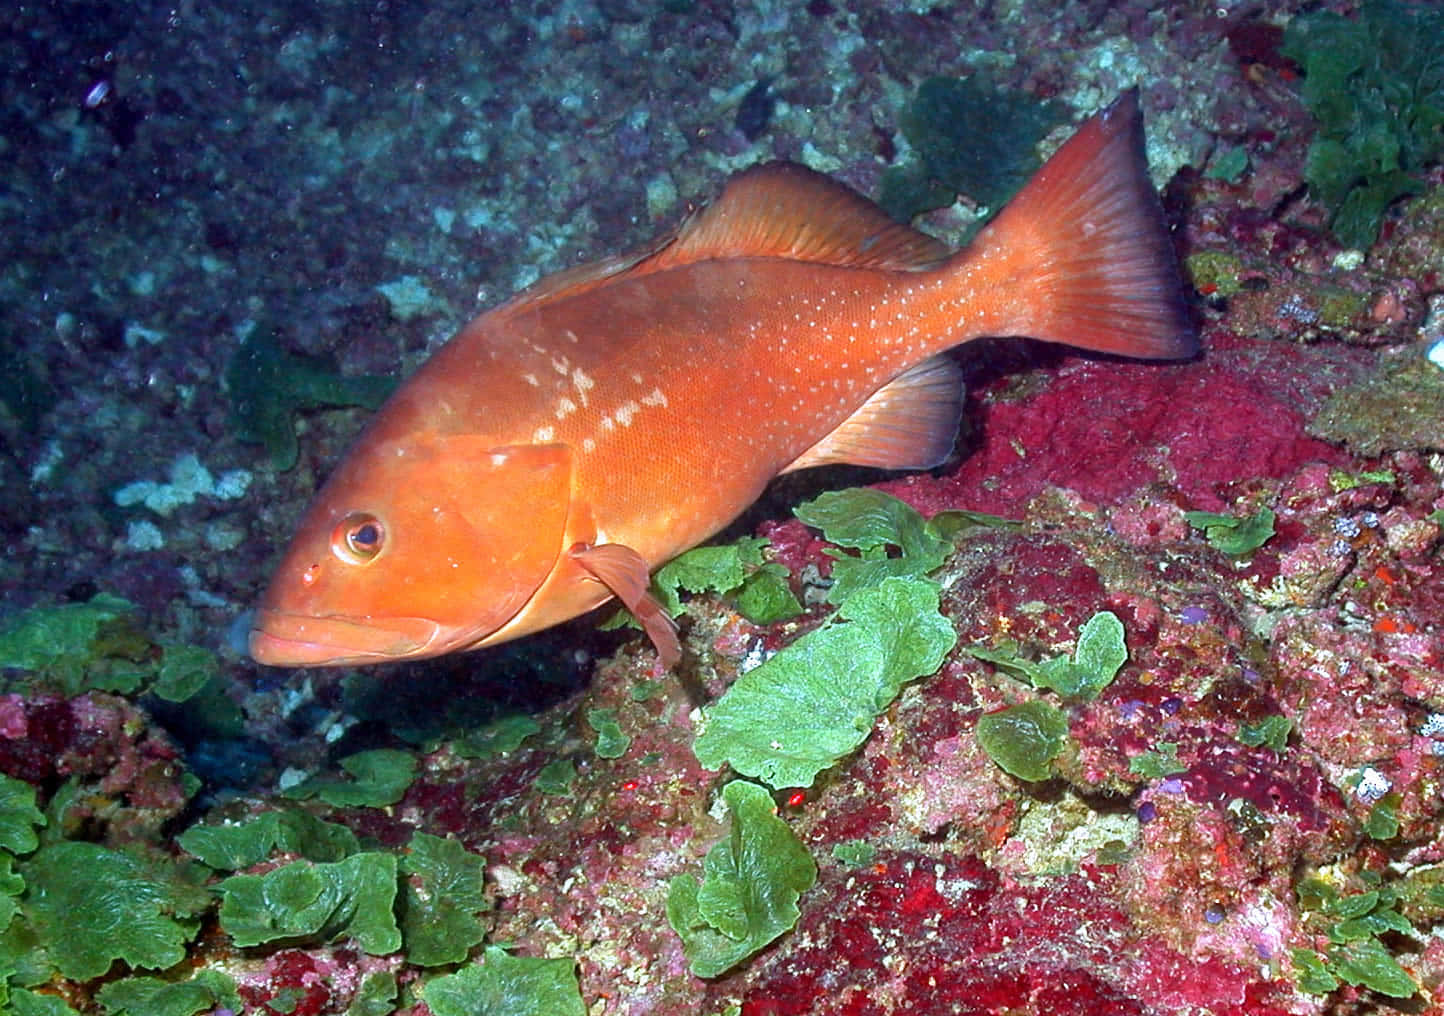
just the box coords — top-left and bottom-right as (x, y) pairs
(495, 243), (667, 316)
(496, 163), (946, 318)
(648, 162), (951, 272)
(781, 354), (965, 474)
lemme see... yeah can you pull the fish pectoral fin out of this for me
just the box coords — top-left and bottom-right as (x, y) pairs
(781, 354), (965, 474)
(570, 542), (682, 668)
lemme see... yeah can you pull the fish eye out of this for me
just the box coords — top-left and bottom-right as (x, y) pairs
(332, 513), (385, 565)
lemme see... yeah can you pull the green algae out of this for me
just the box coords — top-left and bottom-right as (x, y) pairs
(1128, 741), (1186, 780)
(666, 780), (817, 979)
(586, 707), (631, 760)
(830, 840), (876, 868)
(95, 970), (240, 1016)
(218, 852), (401, 954)
(975, 700), (1068, 783)
(0, 595), (234, 732)
(398, 833), (489, 967)
(1237, 715), (1293, 753)
(1184, 251), (1246, 298)
(651, 536), (802, 625)
(880, 76), (1061, 223)
(693, 577), (956, 790)
(1184, 507), (1277, 556)
(454, 714), (541, 759)
(607, 535), (802, 633)
(794, 488), (950, 605)
(1282, 1), (1444, 249)
(0, 776), (44, 857)
(1295, 875), (1421, 999)
(225, 325), (396, 471)
(533, 759), (576, 796)
(16, 841), (209, 982)
(282, 748), (418, 809)
(346, 972), (398, 1016)
(420, 946), (585, 1016)
(966, 611), (1128, 702)
(1309, 355), (1444, 455)
(178, 809), (361, 870)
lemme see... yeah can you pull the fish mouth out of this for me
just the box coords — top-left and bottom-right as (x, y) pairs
(249, 608), (444, 668)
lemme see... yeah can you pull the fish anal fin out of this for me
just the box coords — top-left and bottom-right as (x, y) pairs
(782, 354), (964, 474)
(571, 542), (682, 668)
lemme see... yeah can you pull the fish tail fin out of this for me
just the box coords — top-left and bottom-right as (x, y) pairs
(951, 89), (1197, 359)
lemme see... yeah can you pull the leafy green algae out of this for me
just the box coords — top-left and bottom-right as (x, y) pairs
(618, 536), (802, 630)
(586, 707), (631, 760)
(0, 594), (149, 696)
(283, 748), (418, 808)
(975, 700), (1069, 782)
(178, 808), (360, 869)
(694, 577), (956, 789)
(968, 611), (1128, 702)
(398, 832), (489, 967)
(1282, 1), (1444, 249)
(420, 946), (585, 1016)
(1184, 506), (1277, 555)
(346, 971), (398, 1016)
(20, 842), (207, 981)
(881, 76), (1061, 223)
(218, 852), (401, 954)
(0, 776), (44, 856)
(1294, 876), (1420, 999)
(95, 970), (240, 1016)
(0, 596), (233, 740)
(666, 780), (817, 978)
(794, 488), (950, 605)
(225, 325), (396, 471)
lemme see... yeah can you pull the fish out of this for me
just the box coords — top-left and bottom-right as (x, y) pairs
(249, 89), (1195, 670)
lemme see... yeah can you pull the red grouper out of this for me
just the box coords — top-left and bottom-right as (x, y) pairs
(250, 90), (1196, 670)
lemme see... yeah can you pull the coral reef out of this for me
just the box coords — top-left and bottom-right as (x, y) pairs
(0, 1), (1441, 1014)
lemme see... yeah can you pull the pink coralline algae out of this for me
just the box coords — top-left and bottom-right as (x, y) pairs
(883, 331), (1357, 519)
(731, 855), (1296, 1016)
(0, 692), (190, 842)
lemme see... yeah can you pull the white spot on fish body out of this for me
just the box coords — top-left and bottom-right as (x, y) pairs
(614, 400), (640, 427)
(551, 355), (570, 376)
(641, 387), (668, 408)
(522, 373), (540, 387)
(571, 367), (594, 406)
(533, 426), (555, 442)
(582, 438), (596, 453)
(555, 397), (577, 419)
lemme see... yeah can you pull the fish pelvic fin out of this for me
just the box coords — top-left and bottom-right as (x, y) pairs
(954, 89), (1197, 360)
(571, 542), (682, 668)
(781, 354), (964, 473)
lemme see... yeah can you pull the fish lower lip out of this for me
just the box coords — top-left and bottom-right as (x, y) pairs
(249, 610), (439, 667)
